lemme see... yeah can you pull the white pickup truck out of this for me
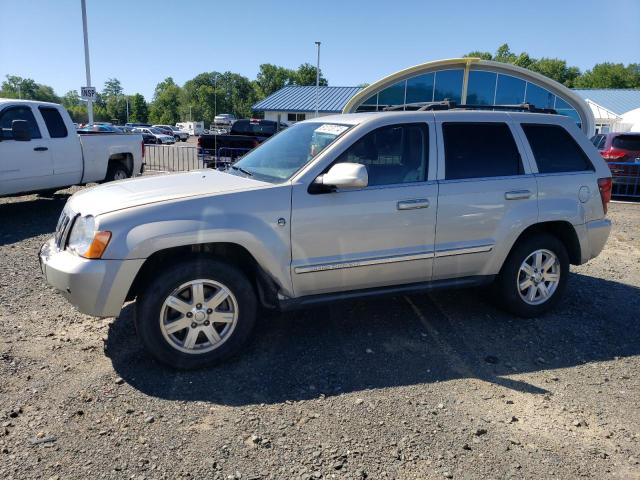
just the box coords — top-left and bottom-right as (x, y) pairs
(0, 99), (144, 197)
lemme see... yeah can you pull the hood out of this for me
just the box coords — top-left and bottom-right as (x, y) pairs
(68, 169), (270, 216)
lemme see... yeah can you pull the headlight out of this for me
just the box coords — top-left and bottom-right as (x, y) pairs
(67, 215), (111, 259)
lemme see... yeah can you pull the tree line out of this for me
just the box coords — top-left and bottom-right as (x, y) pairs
(1, 44), (638, 125)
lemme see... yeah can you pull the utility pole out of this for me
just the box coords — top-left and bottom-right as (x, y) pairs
(315, 41), (321, 118)
(17, 84), (21, 99)
(81, 0), (94, 125)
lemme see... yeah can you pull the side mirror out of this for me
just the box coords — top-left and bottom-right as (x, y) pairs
(316, 163), (368, 190)
(12, 120), (31, 141)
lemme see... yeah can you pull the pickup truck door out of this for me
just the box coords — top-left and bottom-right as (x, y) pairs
(37, 105), (83, 186)
(0, 104), (53, 195)
(432, 117), (538, 280)
(290, 122), (438, 297)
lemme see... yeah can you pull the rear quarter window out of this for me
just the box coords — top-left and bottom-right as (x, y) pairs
(522, 124), (593, 173)
(39, 107), (68, 138)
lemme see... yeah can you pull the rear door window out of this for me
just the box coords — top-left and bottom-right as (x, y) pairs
(522, 124), (593, 173)
(0, 106), (42, 140)
(39, 107), (68, 138)
(442, 122), (523, 180)
(612, 135), (640, 151)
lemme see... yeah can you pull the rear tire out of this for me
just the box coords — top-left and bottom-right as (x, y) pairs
(105, 163), (129, 182)
(494, 233), (569, 318)
(135, 258), (257, 369)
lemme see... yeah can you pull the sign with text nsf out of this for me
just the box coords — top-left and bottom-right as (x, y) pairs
(80, 86), (97, 100)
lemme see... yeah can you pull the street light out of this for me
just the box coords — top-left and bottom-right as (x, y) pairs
(81, 0), (94, 125)
(315, 41), (321, 118)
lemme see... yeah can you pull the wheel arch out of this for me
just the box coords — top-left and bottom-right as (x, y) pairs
(108, 153), (133, 176)
(126, 242), (281, 309)
(507, 221), (582, 266)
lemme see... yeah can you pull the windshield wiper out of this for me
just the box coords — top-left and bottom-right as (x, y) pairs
(230, 165), (253, 177)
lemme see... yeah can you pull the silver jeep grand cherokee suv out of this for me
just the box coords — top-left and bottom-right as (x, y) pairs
(40, 110), (612, 369)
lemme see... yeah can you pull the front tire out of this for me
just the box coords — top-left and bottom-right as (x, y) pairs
(135, 258), (257, 369)
(495, 233), (569, 318)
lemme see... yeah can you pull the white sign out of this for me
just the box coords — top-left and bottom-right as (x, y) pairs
(80, 86), (96, 100)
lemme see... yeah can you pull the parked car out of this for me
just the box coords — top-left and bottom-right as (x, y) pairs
(153, 124), (189, 142)
(77, 124), (123, 133)
(126, 122), (151, 128)
(140, 131), (160, 145)
(132, 127), (175, 144)
(40, 110), (612, 369)
(213, 113), (236, 128)
(197, 119), (282, 158)
(176, 121), (204, 136)
(591, 132), (640, 162)
(0, 99), (144, 196)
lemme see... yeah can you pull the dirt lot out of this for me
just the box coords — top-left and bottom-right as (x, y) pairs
(0, 190), (639, 480)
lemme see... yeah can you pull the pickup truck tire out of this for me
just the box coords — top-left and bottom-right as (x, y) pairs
(135, 258), (257, 369)
(495, 233), (569, 318)
(105, 163), (129, 182)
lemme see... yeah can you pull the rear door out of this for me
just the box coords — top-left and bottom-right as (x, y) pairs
(433, 115), (538, 280)
(38, 106), (83, 186)
(0, 104), (53, 195)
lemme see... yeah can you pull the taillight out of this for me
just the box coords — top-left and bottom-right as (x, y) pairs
(197, 136), (202, 147)
(141, 140), (145, 158)
(601, 148), (626, 161)
(597, 177), (612, 214)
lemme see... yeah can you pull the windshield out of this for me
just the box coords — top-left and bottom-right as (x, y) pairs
(230, 122), (351, 183)
(148, 127), (163, 134)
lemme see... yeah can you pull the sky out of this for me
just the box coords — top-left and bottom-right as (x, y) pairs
(1, 0), (639, 100)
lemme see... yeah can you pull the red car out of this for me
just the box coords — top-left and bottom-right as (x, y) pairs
(591, 132), (640, 195)
(591, 132), (640, 162)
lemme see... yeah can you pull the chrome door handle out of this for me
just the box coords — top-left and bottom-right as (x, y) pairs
(33, 146), (48, 152)
(504, 190), (532, 200)
(397, 199), (429, 210)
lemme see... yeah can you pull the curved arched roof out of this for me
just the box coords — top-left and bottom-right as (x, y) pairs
(343, 58), (594, 135)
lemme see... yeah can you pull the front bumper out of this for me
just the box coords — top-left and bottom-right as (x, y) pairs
(39, 238), (145, 317)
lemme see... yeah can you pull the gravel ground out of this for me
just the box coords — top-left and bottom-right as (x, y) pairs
(0, 189), (639, 480)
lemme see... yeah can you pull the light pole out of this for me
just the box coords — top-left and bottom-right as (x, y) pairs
(81, 0), (94, 125)
(315, 41), (321, 118)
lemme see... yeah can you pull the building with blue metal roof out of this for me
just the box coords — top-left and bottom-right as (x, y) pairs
(252, 86), (363, 124)
(573, 89), (640, 133)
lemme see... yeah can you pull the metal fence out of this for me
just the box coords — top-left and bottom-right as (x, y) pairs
(143, 145), (251, 173)
(609, 162), (640, 198)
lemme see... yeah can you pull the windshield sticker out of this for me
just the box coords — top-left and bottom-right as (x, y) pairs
(314, 124), (349, 136)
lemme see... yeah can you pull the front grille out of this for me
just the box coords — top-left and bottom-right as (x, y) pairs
(54, 210), (74, 249)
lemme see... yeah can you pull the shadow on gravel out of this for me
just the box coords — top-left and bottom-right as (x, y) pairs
(106, 273), (640, 406)
(0, 194), (70, 245)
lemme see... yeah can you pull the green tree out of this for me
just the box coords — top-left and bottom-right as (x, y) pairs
(102, 78), (123, 98)
(530, 58), (580, 87)
(294, 63), (328, 86)
(574, 63), (640, 88)
(464, 51), (493, 60)
(0, 75), (59, 102)
(149, 77), (182, 125)
(255, 64), (296, 97)
(129, 94), (148, 123)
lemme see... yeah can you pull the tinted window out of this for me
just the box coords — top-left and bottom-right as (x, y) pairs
(406, 73), (435, 104)
(443, 123), (523, 180)
(377, 81), (406, 109)
(336, 123), (428, 186)
(39, 107), (68, 138)
(494, 74), (526, 105)
(233, 120), (277, 135)
(522, 124), (593, 173)
(434, 69), (463, 103)
(525, 83), (555, 109)
(0, 106), (42, 140)
(466, 71), (496, 105)
(612, 135), (640, 151)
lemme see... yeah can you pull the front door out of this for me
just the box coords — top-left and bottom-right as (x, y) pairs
(0, 105), (53, 195)
(290, 122), (438, 297)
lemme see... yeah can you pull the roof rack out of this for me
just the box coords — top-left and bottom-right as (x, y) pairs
(382, 100), (557, 114)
